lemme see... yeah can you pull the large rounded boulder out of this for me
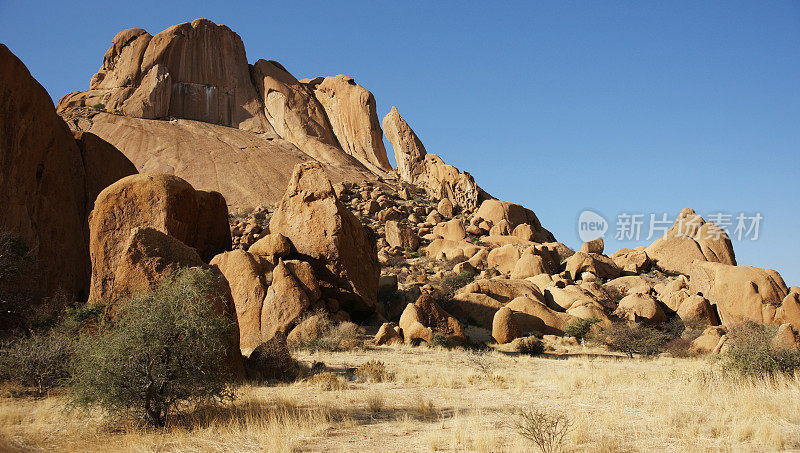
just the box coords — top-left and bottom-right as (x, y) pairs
(88, 173), (231, 304)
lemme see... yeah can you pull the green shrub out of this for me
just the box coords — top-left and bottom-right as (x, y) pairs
(517, 337), (545, 356)
(69, 268), (236, 427)
(515, 407), (572, 453)
(0, 329), (74, 395)
(438, 271), (474, 297)
(564, 317), (599, 340)
(431, 332), (452, 348)
(718, 322), (800, 377)
(600, 322), (670, 358)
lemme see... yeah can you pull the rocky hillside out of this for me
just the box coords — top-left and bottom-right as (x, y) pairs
(2, 18), (798, 355)
(56, 18), (487, 213)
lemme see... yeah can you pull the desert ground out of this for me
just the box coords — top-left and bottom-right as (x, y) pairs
(3, 342), (800, 453)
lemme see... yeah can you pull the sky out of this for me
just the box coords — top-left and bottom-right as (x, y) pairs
(1, 1), (798, 285)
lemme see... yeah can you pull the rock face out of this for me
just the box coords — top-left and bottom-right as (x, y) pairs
(73, 112), (375, 212)
(58, 19), (271, 132)
(269, 162), (379, 318)
(210, 250), (267, 352)
(259, 260), (315, 340)
(73, 131), (138, 213)
(303, 75), (392, 173)
(383, 106), (427, 183)
(646, 208), (736, 275)
(477, 200), (555, 243)
(88, 173), (231, 304)
(0, 44), (137, 304)
(688, 262), (791, 327)
(250, 60), (371, 171)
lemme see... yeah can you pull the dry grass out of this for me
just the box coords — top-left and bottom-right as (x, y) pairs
(3, 346), (800, 451)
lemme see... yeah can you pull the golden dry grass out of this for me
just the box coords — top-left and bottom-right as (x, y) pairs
(2, 345), (800, 452)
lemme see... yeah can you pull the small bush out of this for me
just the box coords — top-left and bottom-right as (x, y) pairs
(718, 322), (800, 377)
(366, 391), (384, 414)
(600, 322), (670, 358)
(306, 372), (348, 391)
(70, 268), (236, 427)
(431, 332), (452, 348)
(291, 311), (363, 352)
(517, 337), (545, 356)
(463, 350), (497, 377)
(412, 394), (437, 420)
(354, 360), (391, 383)
(515, 407), (572, 453)
(438, 271), (474, 298)
(564, 317), (599, 340)
(0, 329), (74, 395)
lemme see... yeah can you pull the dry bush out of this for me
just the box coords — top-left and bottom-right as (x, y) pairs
(366, 391), (384, 414)
(292, 311), (364, 352)
(515, 407), (571, 453)
(412, 394), (437, 420)
(599, 322), (670, 358)
(0, 228), (44, 333)
(0, 329), (74, 395)
(517, 337), (545, 356)
(718, 322), (800, 377)
(306, 372), (348, 391)
(354, 360), (391, 383)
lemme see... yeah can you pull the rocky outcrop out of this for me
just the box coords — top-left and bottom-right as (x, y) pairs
(71, 112), (375, 212)
(688, 262), (791, 327)
(88, 173), (231, 304)
(210, 249), (267, 352)
(303, 75), (392, 173)
(58, 19), (271, 133)
(476, 199), (555, 243)
(383, 106), (427, 183)
(269, 162), (379, 318)
(250, 60), (372, 172)
(0, 44), (138, 305)
(646, 208), (736, 275)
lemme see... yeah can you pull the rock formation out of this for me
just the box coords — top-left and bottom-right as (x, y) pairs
(302, 75), (392, 174)
(0, 44), (136, 308)
(58, 19), (271, 132)
(269, 162), (380, 318)
(88, 173), (231, 304)
(646, 208), (736, 275)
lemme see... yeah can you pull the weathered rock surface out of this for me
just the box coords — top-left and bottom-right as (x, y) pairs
(476, 199), (555, 243)
(87, 173), (231, 304)
(210, 249), (267, 352)
(59, 19), (272, 132)
(646, 208), (736, 275)
(1, 43), (87, 300)
(688, 261), (791, 327)
(383, 106), (427, 183)
(269, 162), (379, 318)
(614, 293), (666, 325)
(69, 112), (374, 212)
(492, 306), (519, 344)
(0, 44), (137, 304)
(303, 75), (392, 173)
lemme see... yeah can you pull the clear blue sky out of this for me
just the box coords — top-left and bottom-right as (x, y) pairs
(2, 1), (798, 286)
